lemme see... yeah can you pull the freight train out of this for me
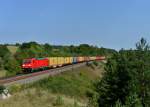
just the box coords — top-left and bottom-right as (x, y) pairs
(22, 56), (105, 73)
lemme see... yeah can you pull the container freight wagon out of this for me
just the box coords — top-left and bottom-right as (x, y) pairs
(73, 57), (78, 64)
(89, 57), (96, 61)
(96, 56), (106, 60)
(64, 57), (73, 65)
(84, 57), (90, 61)
(48, 57), (58, 67)
(57, 57), (65, 66)
(69, 57), (73, 64)
(77, 57), (84, 62)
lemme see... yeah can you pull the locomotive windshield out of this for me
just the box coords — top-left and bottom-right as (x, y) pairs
(23, 59), (31, 64)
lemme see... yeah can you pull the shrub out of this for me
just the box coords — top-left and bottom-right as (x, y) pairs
(0, 45), (10, 58)
(0, 85), (5, 94)
(0, 57), (3, 69)
(5, 58), (21, 76)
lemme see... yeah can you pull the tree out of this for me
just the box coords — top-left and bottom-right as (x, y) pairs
(133, 38), (150, 106)
(124, 92), (142, 107)
(95, 38), (150, 107)
(0, 57), (3, 69)
(96, 52), (131, 107)
(0, 45), (11, 59)
(4, 58), (21, 76)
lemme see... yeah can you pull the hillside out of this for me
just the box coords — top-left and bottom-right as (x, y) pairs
(0, 62), (104, 107)
(7, 46), (18, 55)
(0, 43), (115, 78)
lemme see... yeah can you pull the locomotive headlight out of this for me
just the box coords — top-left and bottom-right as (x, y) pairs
(27, 64), (32, 67)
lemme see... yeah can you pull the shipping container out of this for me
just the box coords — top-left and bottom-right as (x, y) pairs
(89, 57), (96, 61)
(48, 57), (58, 67)
(64, 57), (69, 64)
(57, 57), (65, 66)
(84, 56), (90, 61)
(69, 57), (73, 64)
(77, 57), (84, 62)
(96, 56), (105, 60)
(73, 57), (77, 63)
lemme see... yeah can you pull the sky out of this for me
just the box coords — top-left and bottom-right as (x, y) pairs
(0, 0), (150, 50)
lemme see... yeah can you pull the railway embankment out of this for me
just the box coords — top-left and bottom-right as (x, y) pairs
(0, 61), (104, 107)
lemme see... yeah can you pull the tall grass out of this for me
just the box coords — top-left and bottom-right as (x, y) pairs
(32, 67), (95, 98)
(0, 88), (85, 107)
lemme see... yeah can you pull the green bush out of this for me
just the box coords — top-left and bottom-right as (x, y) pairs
(0, 57), (3, 69)
(0, 45), (11, 58)
(5, 58), (21, 76)
(0, 85), (5, 94)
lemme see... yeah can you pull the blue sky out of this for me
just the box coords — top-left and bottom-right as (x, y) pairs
(0, 0), (150, 50)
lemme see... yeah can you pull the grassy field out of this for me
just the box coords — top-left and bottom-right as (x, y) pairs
(0, 88), (85, 107)
(7, 46), (18, 55)
(0, 62), (104, 107)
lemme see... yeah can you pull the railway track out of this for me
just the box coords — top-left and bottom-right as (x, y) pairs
(0, 62), (89, 87)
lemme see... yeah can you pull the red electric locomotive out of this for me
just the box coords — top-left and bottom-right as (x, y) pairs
(22, 58), (49, 72)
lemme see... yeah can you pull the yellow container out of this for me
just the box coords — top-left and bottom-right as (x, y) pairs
(57, 57), (64, 66)
(64, 57), (67, 64)
(64, 57), (70, 64)
(90, 56), (96, 61)
(89, 57), (92, 61)
(93, 56), (96, 60)
(69, 57), (73, 64)
(48, 57), (58, 67)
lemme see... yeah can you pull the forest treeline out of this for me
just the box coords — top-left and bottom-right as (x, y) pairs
(0, 42), (116, 76)
(88, 38), (150, 107)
